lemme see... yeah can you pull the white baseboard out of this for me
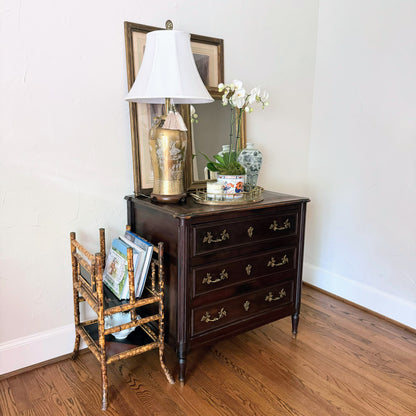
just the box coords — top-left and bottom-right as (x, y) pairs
(0, 324), (86, 376)
(0, 324), (75, 375)
(303, 262), (416, 329)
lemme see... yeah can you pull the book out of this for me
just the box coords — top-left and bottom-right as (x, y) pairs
(103, 238), (139, 300)
(118, 236), (146, 299)
(123, 230), (153, 298)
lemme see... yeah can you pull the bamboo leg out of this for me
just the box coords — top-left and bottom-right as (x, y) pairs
(100, 359), (108, 410)
(159, 343), (174, 384)
(71, 232), (81, 360)
(96, 254), (108, 410)
(158, 292), (174, 384)
(99, 228), (106, 261)
(72, 334), (81, 360)
(157, 242), (174, 384)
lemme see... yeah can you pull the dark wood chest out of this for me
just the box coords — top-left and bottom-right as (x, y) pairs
(126, 190), (309, 381)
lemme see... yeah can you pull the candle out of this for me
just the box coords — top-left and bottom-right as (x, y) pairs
(206, 181), (223, 200)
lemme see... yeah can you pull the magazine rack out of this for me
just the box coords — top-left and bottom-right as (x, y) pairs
(70, 227), (174, 410)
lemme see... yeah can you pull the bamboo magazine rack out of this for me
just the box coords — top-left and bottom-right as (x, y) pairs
(70, 227), (174, 410)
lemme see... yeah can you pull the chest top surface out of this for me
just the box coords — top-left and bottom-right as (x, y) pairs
(126, 190), (310, 220)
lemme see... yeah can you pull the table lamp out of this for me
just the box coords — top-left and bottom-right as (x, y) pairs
(126, 20), (213, 203)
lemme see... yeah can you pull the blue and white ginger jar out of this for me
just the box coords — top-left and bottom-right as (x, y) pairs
(238, 143), (263, 187)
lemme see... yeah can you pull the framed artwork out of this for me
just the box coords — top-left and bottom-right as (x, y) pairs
(124, 21), (224, 195)
(189, 34), (224, 94)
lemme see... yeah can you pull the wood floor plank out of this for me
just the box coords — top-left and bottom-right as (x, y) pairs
(302, 289), (416, 344)
(145, 350), (213, 416)
(108, 356), (180, 416)
(269, 320), (414, 414)
(179, 361), (241, 416)
(7, 376), (33, 414)
(216, 332), (355, 416)
(298, 307), (416, 402)
(70, 353), (122, 416)
(0, 380), (19, 416)
(205, 343), (308, 416)
(148, 348), (227, 416)
(244, 327), (412, 416)
(193, 352), (285, 416)
(1, 285), (415, 415)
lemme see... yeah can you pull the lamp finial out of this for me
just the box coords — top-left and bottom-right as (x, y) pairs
(165, 20), (173, 30)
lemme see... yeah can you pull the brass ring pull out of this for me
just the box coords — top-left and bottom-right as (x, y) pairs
(202, 269), (228, 285)
(269, 219), (291, 231)
(201, 308), (227, 323)
(265, 289), (286, 302)
(203, 230), (230, 244)
(267, 255), (289, 268)
(247, 226), (254, 238)
(245, 264), (252, 276)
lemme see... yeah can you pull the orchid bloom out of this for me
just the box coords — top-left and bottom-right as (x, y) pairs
(231, 88), (246, 108)
(249, 87), (261, 104)
(232, 80), (243, 90)
(219, 80), (269, 112)
(261, 91), (269, 101)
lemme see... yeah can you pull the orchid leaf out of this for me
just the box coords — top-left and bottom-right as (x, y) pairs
(206, 162), (219, 172)
(213, 154), (225, 164)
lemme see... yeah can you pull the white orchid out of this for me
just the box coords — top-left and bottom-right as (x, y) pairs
(249, 87), (261, 104)
(232, 79), (243, 90)
(204, 80), (269, 175)
(231, 88), (246, 108)
(219, 80), (269, 112)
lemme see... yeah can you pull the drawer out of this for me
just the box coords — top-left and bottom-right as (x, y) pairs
(192, 247), (297, 298)
(191, 210), (298, 257)
(191, 280), (293, 337)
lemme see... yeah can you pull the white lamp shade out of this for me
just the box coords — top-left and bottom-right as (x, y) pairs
(126, 29), (214, 104)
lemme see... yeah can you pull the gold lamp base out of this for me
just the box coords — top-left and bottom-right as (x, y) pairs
(150, 192), (186, 204)
(149, 114), (187, 204)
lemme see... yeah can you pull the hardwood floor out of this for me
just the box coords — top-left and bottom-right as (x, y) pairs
(1, 285), (415, 415)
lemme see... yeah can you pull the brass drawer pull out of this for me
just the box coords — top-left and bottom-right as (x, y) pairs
(245, 264), (252, 276)
(203, 230), (230, 244)
(201, 308), (227, 323)
(267, 255), (289, 268)
(269, 219), (291, 231)
(202, 269), (228, 285)
(247, 226), (254, 238)
(243, 301), (250, 311)
(265, 289), (287, 302)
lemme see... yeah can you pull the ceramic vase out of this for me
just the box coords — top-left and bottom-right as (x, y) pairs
(218, 144), (230, 157)
(237, 143), (263, 187)
(217, 174), (245, 200)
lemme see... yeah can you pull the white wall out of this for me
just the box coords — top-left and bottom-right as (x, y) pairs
(304, 0), (416, 327)
(0, 0), (319, 374)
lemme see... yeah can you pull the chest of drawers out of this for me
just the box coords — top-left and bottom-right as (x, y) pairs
(126, 190), (309, 382)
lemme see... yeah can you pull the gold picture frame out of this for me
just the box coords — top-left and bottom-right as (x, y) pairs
(124, 21), (224, 196)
